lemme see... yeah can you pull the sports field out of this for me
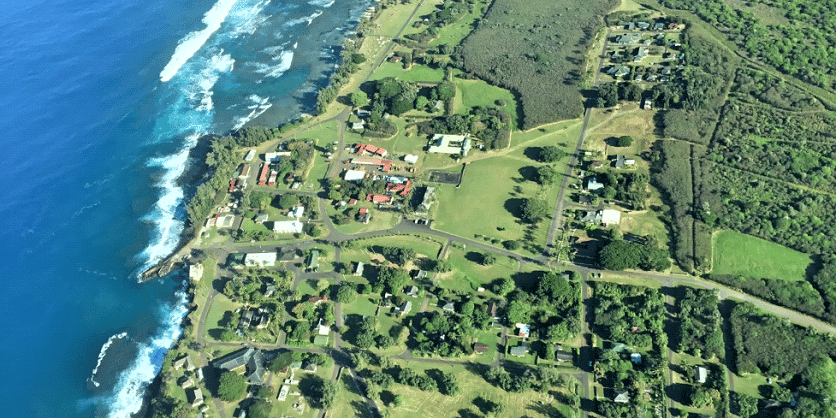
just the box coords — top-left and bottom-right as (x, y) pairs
(712, 230), (813, 281)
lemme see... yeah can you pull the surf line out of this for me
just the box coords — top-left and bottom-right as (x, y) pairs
(159, 0), (241, 82)
(89, 332), (129, 387)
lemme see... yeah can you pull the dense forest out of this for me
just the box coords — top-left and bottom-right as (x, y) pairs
(657, 0), (836, 90)
(457, 0), (618, 128)
(676, 288), (724, 360)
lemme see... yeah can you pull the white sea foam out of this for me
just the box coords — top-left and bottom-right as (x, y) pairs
(186, 52), (235, 113)
(233, 95), (273, 131)
(137, 132), (200, 272)
(284, 10), (324, 27)
(159, 0), (240, 82)
(226, 0), (271, 37)
(251, 50), (294, 79)
(88, 332), (128, 388)
(310, 0), (336, 7)
(105, 290), (189, 418)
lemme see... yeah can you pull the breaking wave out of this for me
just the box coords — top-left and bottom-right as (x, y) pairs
(159, 0), (240, 82)
(88, 332), (129, 388)
(233, 95), (273, 131)
(251, 49), (294, 78)
(105, 289), (189, 418)
(310, 0), (336, 7)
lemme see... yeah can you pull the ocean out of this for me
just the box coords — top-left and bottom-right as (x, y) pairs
(0, 0), (371, 416)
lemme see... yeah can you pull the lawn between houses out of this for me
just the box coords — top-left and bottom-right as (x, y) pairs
(711, 230), (813, 281)
(365, 360), (579, 418)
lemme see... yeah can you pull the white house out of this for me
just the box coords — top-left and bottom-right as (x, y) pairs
(403, 154), (419, 164)
(264, 151), (291, 163)
(244, 149), (256, 161)
(273, 220), (304, 234)
(428, 134), (471, 156)
(188, 263), (204, 282)
(602, 209), (621, 225)
(245, 252), (277, 267)
(288, 206), (305, 219)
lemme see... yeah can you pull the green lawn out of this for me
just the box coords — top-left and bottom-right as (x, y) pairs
(455, 79), (520, 129)
(355, 234), (444, 260)
(371, 360), (577, 418)
(444, 247), (519, 293)
(204, 294), (242, 342)
(370, 62), (446, 83)
(712, 230), (813, 281)
(428, 3), (486, 47)
(432, 150), (567, 257)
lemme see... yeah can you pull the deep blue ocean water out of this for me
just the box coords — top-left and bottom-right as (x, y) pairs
(0, 0), (370, 416)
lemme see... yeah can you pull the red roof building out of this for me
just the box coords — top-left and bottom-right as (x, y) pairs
(308, 296), (328, 305)
(474, 343), (489, 354)
(228, 179), (237, 192)
(366, 193), (392, 204)
(386, 180), (412, 196)
(359, 207), (368, 215)
(348, 199), (357, 205)
(257, 163), (270, 186)
(354, 143), (388, 158)
(352, 158), (392, 172)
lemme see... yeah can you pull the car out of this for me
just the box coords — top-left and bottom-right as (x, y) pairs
(589, 361), (593, 367)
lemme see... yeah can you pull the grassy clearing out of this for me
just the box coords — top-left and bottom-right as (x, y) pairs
(446, 247), (519, 290)
(712, 231), (813, 281)
(354, 234), (444, 259)
(511, 119), (582, 148)
(455, 79), (520, 129)
(370, 62), (446, 83)
(618, 210), (671, 252)
(204, 294), (242, 342)
(373, 360), (576, 418)
(432, 131), (573, 256)
(428, 2), (486, 47)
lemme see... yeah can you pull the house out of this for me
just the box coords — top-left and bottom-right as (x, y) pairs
(244, 149), (256, 161)
(254, 308), (271, 329)
(615, 154), (625, 169)
(631, 353), (642, 364)
(442, 301), (455, 312)
(173, 354), (193, 370)
(264, 151), (291, 163)
(624, 158), (636, 166)
(653, 22), (665, 30)
(187, 387), (204, 407)
(272, 220), (304, 234)
(415, 270), (428, 280)
(474, 343), (489, 354)
(239, 309), (254, 328)
(351, 121), (365, 131)
(628, 22), (636, 31)
(396, 300), (412, 316)
(246, 350), (267, 385)
(607, 65), (631, 78)
(359, 207), (368, 216)
(510, 343), (529, 357)
(254, 213), (269, 223)
(354, 261), (364, 276)
(404, 154), (419, 164)
(178, 376), (194, 388)
(490, 302), (498, 319)
(317, 319), (330, 336)
(213, 347), (255, 370)
(633, 47), (649, 62)
(386, 180), (412, 196)
(586, 177), (604, 191)
(643, 98), (652, 110)
(308, 295), (328, 305)
(591, 161), (604, 169)
(314, 335), (329, 346)
(428, 134), (471, 156)
(356, 109), (370, 118)
(188, 263), (203, 282)
(555, 348), (574, 362)
(614, 389), (630, 403)
(344, 169), (366, 181)
(581, 210), (603, 224)
(366, 193), (392, 204)
(303, 362), (318, 373)
(601, 209), (621, 226)
(263, 284), (277, 298)
(288, 206), (305, 219)
(238, 164), (251, 180)
(696, 366), (708, 383)
(636, 21), (650, 29)
(407, 285), (419, 297)
(208, 213), (235, 228)
(516, 323), (531, 338)
(244, 252), (277, 267)
(358, 210), (370, 224)
(616, 33), (642, 44)
(354, 143), (388, 158)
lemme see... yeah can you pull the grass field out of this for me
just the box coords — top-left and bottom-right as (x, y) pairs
(712, 231), (813, 281)
(370, 62), (446, 83)
(510, 119), (582, 148)
(356, 234), (444, 260)
(455, 79), (520, 129)
(445, 247), (519, 292)
(432, 129), (574, 256)
(372, 360), (577, 418)
(428, 2), (486, 47)
(204, 294), (242, 342)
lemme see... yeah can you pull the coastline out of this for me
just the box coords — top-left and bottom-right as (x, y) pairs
(136, 0), (384, 413)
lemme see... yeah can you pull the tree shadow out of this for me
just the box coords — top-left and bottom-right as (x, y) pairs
(456, 409), (482, 418)
(524, 147), (542, 161)
(666, 382), (692, 405)
(504, 198), (525, 220)
(464, 251), (482, 264)
(299, 374), (326, 408)
(527, 401), (569, 418)
(518, 166), (539, 182)
(380, 390), (396, 406)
